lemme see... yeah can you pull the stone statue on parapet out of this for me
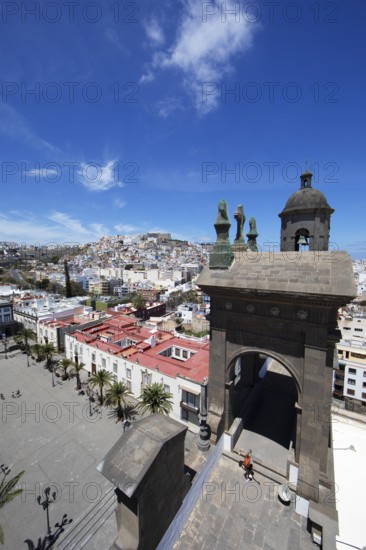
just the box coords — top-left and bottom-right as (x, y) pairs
(215, 199), (229, 224)
(233, 204), (247, 248)
(209, 199), (234, 269)
(246, 217), (259, 252)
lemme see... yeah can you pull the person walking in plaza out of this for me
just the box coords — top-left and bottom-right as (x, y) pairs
(237, 448), (253, 480)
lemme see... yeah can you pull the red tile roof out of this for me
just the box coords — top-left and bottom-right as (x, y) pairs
(71, 314), (209, 383)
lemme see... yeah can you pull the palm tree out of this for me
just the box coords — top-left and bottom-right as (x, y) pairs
(137, 383), (173, 415)
(14, 328), (37, 353)
(31, 343), (45, 362)
(88, 369), (114, 404)
(70, 361), (85, 390)
(105, 381), (133, 422)
(131, 294), (147, 317)
(57, 358), (73, 379)
(0, 465), (24, 545)
(14, 328), (37, 366)
(41, 343), (56, 370)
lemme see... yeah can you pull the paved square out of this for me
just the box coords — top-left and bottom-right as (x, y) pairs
(0, 349), (123, 549)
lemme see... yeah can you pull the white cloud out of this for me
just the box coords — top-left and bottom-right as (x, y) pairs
(142, 0), (258, 114)
(26, 168), (59, 179)
(105, 28), (129, 54)
(77, 160), (125, 192)
(0, 211), (109, 244)
(144, 18), (165, 46)
(114, 198), (126, 208)
(114, 224), (139, 234)
(0, 103), (62, 153)
(156, 97), (184, 118)
(139, 69), (155, 84)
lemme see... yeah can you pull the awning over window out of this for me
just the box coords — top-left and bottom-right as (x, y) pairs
(180, 385), (201, 396)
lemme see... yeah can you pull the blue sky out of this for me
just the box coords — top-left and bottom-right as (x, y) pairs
(0, 0), (365, 257)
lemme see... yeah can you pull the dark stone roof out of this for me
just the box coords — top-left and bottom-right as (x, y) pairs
(96, 414), (187, 497)
(197, 251), (356, 299)
(281, 187), (333, 214)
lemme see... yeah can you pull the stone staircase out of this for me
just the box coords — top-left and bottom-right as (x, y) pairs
(56, 486), (117, 550)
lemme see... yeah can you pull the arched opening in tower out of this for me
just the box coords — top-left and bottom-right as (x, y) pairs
(295, 228), (310, 252)
(232, 353), (298, 450)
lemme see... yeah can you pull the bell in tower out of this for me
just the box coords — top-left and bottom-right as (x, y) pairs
(279, 169), (335, 252)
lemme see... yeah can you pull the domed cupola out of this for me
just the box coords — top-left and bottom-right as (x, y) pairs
(279, 170), (334, 251)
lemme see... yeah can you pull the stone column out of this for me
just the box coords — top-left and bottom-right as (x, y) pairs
(294, 403), (302, 464)
(207, 328), (227, 442)
(297, 345), (328, 502)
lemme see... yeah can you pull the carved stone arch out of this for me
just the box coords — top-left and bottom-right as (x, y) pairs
(226, 346), (302, 403)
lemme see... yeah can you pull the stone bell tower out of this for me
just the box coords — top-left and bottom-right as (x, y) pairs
(279, 170), (334, 252)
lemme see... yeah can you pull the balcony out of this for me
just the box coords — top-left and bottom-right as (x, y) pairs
(180, 401), (199, 414)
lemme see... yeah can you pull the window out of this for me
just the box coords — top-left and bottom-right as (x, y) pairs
(113, 374), (118, 382)
(175, 348), (181, 357)
(348, 368), (356, 375)
(182, 390), (198, 409)
(126, 380), (132, 390)
(164, 384), (170, 393)
(182, 350), (188, 359)
(347, 389), (355, 396)
(102, 357), (106, 368)
(347, 379), (356, 386)
(188, 392), (196, 407)
(364, 371), (366, 378)
(113, 362), (118, 373)
(362, 392), (366, 400)
(92, 353), (96, 363)
(181, 409), (188, 421)
(126, 368), (131, 379)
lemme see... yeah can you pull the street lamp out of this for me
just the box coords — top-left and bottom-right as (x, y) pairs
(26, 342), (30, 367)
(2, 336), (8, 359)
(51, 363), (55, 387)
(83, 382), (94, 416)
(37, 486), (57, 541)
(0, 463), (11, 477)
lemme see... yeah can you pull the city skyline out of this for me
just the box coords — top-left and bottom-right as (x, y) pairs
(1, 1), (365, 258)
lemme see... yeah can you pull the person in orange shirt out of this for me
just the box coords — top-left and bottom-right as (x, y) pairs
(237, 449), (253, 480)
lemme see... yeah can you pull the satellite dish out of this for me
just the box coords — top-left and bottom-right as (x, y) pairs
(278, 484), (291, 503)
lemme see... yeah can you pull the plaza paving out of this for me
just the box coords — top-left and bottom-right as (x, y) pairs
(0, 348), (128, 549)
(0, 346), (206, 550)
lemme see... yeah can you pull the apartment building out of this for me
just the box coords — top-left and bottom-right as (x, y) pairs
(333, 310), (366, 410)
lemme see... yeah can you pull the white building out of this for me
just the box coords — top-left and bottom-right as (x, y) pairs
(175, 302), (199, 324)
(334, 311), (366, 407)
(65, 315), (209, 432)
(13, 294), (92, 344)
